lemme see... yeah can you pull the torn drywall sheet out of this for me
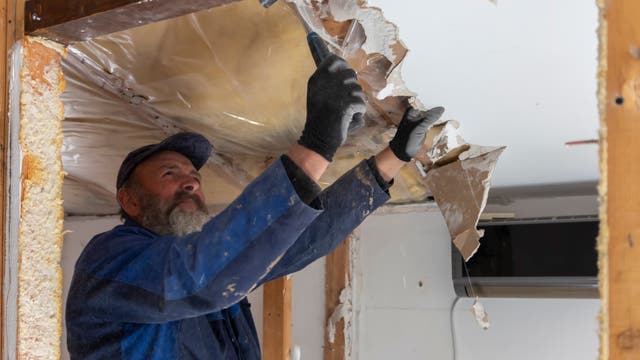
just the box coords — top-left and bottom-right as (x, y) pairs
(425, 145), (505, 261)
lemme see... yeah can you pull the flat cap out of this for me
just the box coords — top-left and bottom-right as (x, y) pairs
(116, 132), (212, 189)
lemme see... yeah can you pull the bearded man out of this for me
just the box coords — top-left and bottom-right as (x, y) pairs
(65, 54), (443, 359)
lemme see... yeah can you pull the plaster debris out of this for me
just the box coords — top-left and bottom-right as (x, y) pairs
(375, 62), (417, 100)
(472, 297), (490, 330)
(327, 286), (352, 344)
(426, 120), (469, 165)
(328, 0), (400, 63)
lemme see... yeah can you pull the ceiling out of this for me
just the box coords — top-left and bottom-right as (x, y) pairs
(369, 0), (600, 189)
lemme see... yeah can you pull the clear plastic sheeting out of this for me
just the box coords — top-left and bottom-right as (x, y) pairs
(60, 0), (432, 215)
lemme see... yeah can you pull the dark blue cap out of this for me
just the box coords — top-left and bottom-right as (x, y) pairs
(116, 132), (212, 190)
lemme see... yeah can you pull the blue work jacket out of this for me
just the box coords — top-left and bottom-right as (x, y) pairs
(66, 158), (389, 359)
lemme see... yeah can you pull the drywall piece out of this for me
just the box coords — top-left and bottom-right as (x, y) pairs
(18, 36), (66, 360)
(425, 146), (505, 261)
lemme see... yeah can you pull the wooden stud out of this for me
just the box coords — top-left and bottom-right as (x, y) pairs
(600, 0), (640, 358)
(324, 236), (350, 360)
(25, 0), (240, 43)
(263, 277), (292, 360)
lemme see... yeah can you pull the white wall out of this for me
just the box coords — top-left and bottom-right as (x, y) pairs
(356, 207), (457, 359)
(357, 209), (600, 360)
(453, 297), (599, 360)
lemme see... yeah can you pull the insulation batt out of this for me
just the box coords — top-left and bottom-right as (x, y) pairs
(59, 0), (434, 215)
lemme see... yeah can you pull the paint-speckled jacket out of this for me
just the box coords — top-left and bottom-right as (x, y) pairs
(66, 156), (390, 359)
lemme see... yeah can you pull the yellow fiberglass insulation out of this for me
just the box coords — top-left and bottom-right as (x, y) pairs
(19, 37), (66, 360)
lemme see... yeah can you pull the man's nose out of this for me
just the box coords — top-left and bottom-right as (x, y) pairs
(181, 176), (200, 193)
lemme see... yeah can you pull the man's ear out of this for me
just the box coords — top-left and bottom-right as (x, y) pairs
(117, 188), (140, 219)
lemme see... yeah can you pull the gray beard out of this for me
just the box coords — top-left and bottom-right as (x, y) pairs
(168, 206), (211, 237)
(138, 191), (210, 237)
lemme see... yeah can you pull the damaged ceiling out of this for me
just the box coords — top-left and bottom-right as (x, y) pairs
(58, 0), (598, 218)
(60, 0), (455, 216)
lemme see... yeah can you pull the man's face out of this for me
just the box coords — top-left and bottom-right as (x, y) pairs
(122, 151), (210, 236)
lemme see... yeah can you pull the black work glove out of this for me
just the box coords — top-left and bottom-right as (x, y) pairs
(389, 106), (445, 162)
(298, 54), (366, 162)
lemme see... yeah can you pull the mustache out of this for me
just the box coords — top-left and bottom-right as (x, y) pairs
(167, 192), (208, 214)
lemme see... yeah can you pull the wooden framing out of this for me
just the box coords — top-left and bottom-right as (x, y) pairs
(263, 277), (292, 360)
(324, 237), (350, 360)
(600, 0), (640, 358)
(25, 0), (240, 43)
(14, 0), (640, 358)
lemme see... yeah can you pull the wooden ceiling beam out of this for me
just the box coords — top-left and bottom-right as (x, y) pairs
(25, 0), (240, 43)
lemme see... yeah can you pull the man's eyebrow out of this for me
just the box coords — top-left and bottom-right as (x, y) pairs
(159, 163), (201, 178)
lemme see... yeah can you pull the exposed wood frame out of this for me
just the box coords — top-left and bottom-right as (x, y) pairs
(324, 236), (351, 360)
(600, 0), (640, 358)
(25, 0), (240, 43)
(263, 277), (292, 360)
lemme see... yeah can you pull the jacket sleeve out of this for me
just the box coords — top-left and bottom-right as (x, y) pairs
(260, 158), (390, 283)
(68, 159), (322, 324)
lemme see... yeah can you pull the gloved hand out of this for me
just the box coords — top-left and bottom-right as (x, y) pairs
(389, 106), (445, 162)
(298, 54), (367, 162)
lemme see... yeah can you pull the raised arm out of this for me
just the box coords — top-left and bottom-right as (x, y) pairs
(262, 106), (445, 281)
